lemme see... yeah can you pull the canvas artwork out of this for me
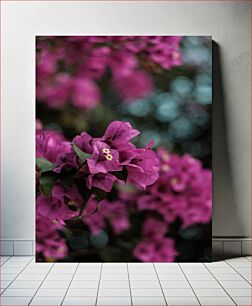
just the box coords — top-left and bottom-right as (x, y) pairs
(36, 36), (212, 262)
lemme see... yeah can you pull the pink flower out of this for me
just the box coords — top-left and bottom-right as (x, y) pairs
(137, 194), (178, 224)
(126, 148), (160, 189)
(112, 71), (153, 101)
(37, 184), (82, 221)
(87, 140), (122, 175)
(133, 217), (177, 262)
(134, 236), (177, 262)
(82, 195), (97, 216)
(36, 130), (71, 163)
(36, 49), (58, 79)
(36, 129), (77, 174)
(141, 218), (167, 238)
(103, 200), (129, 234)
(83, 199), (129, 235)
(37, 73), (72, 109)
(109, 51), (137, 77)
(54, 151), (78, 174)
(73, 121), (159, 192)
(86, 172), (117, 193)
(36, 213), (67, 260)
(102, 121), (140, 149)
(71, 78), (100, 109)
(36, 36), (183, 109)
(73, 131), (94, 154)
(80, 46), (110, 79)
(137, 148), (212, 227)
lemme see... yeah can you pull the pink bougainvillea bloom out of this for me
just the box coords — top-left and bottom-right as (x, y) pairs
(142, 218), (167, 239)
(133, 216), (177, 262)
(137, 194), (178, 225)
(126, 148), (160, 189)
(37, 184), (82, 220)
(71, 78), (100, 109)
(72, 120), (159, 192)
(137, 148), (212, 227)
(87, 140), (122, 175)
(102, 121), (140, 148)
(83, 213), (105, 234)
(37, 36), (183, 108)
(36, 49), (58, 79)
(73, 131), (94, 154)
(38, 239), (68, 260)
(133, 236), (177, 262)
(102, 200), (130, 234)
(86, 172), (118, 193)
(112, 70), (153, 101)
(82, 197), (104, 233)
(83, 199), (129, 235)
(109, 51), (137, 77)
(36, 129), (78, 175)
(36, 213), (67, 260)
(82, 195), (97, 216)
(36, 130), (71, 163)
(80, 46), (110, 79)
(37, 73), (72, 109)
(53, 151), (78, 174)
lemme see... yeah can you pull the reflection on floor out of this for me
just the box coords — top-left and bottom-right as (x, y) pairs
(0, 256), (251, 305)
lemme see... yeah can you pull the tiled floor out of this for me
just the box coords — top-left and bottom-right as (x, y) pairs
(0, 256), (251, 305)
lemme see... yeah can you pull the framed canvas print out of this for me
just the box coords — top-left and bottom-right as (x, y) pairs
(36, 36), (212, 262)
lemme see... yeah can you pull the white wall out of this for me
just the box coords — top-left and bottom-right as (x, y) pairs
(1, 1), (251, 240)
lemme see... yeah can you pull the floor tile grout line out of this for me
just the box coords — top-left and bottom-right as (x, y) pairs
(61, 263), (80, 305)
(178, 263), (202, 305)
(0, 255), (12, 266)
(0, 256), (34, 297)
(95, 262), (103, 306)
(244, 257), (252, 262)
(203, 263), (238, 305)
(0, 255), (13, 290)
(126, 262), (133, 306)
(225, 260), (252, 286)
(1, 257), (251, 305)
(28, 259), (55, 305)
(153, 263), (168, 306)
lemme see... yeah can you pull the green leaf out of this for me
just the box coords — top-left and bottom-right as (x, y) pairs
(40, 173), (57, 197)
(60, 173), (74, 188)
(36, 157), (56, 173)
(72, 144), (91, 164)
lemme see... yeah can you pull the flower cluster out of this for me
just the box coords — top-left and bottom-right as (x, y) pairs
(36, 122), (211, 262)
(36, 121), (159, 260)
(133, 218), (177, 262)
(73, 121), (160, 191)
(36, 213), (67, 260)
(137, 148), (212, 228)
(118, 148), (212, 262)
(83, 197), (130, 235)
(36, 36), (183, 109)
